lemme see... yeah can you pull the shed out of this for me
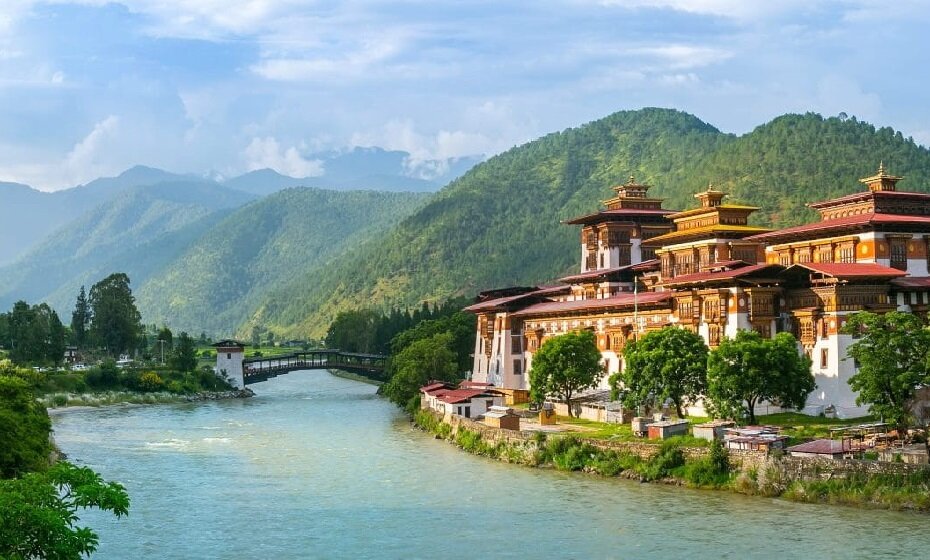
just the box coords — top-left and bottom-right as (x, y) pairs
(483, 406), (521, 431)
(725, 435), (788, 452)
(647, 420), (689, 440)
(693, 420), (736, 441)
(787, 438), (856, 460)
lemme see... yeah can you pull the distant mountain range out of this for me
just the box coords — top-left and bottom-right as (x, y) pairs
(4, 109), (930, 340)
(0, 146), (481, 265)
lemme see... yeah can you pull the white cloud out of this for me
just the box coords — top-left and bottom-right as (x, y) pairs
(64, 115), (121, 183)
(633, 45), (732, 70)
(242, 136), (324, 177)
(594, 0), (813, 21)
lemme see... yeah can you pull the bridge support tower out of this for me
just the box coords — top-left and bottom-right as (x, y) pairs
(213, 340), (245, 389)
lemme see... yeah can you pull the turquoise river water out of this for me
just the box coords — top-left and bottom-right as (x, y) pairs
(51, 372), (930, 559)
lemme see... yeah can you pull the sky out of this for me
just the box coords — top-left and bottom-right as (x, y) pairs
(0, 0), (929, 191)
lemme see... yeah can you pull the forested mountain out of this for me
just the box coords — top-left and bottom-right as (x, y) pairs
(0, 166), (195, 264)
(0, 181), (253, 313)
(135, 188), (430, 333)
(243, 109), (930, 338)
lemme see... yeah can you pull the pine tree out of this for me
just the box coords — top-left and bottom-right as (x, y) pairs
(71, 286), (90, 349)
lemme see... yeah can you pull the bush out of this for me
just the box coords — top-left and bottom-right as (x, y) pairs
(51, 395), (68, 407)
(138, 372), (164, 392)
(638, 441), (684, 481)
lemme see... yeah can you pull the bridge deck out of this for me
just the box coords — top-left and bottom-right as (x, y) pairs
(242, 349), (387, 384)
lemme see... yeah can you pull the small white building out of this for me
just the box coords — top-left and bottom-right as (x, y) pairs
(420, 381), (503, 419)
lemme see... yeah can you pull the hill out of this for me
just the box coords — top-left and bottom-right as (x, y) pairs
(134, 188), (430, 334)
(0, 181), (253, 312)
(242, 109), (930, 338)
(0, 166), (195, 265)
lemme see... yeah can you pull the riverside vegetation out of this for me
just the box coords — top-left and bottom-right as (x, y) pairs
(413, 409), (930, 512)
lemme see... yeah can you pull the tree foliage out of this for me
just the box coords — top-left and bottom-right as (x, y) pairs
(2, 301), (66, 365)
(382, 332), (459, 408)
(170, 331), (197, 373)
(706, 330), (814, 424)
(841, 311), (930, 432)
(529, 330), (604, 416)
(89, 273), (142, 355)
(70, 286), (89, 349)
(611, 326), (708, 417)
(0, 462), (129, 560)
(0, 373), (52, 478)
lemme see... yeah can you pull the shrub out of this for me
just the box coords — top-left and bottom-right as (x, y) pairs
(138, 371), (164, 392)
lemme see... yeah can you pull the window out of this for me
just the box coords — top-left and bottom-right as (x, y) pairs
(820, 348), (829, 369)
(838, 244), (855, 264)
(464, 406), (471, 418)
(227, 353), (231, 359)
(890, 239), (908, 270)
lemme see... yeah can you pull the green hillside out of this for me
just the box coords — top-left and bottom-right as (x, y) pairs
(245, 109), (930, 338)
(135, 188), (430, 334)
(0, 181), (252, 312)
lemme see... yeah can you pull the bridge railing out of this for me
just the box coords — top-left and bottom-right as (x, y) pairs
(242, 349), (387, 379)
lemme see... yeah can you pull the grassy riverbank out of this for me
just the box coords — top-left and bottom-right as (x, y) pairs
(41, 388), (253, 409)
(414, 410), (930, 512)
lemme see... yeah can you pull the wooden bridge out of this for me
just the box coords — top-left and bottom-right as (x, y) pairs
(241, 349), (387, 385)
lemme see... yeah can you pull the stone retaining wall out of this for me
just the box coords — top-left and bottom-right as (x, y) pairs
(434, 412), (930, 481)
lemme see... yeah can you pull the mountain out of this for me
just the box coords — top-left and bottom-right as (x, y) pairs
(0, 166), (199, 265)
(241, 109), (930, 338)
(0, 181), (254, 313)
(135, 188), (430, 333)
(223, 147), (480, 196)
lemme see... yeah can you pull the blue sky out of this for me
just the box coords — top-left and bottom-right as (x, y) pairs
(1, 0), (928, 190)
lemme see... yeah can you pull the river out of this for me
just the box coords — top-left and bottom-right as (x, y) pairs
(51, 372), (930, 559)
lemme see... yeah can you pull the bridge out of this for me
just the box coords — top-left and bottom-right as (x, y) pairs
(213, 340), (387, 388)
(242, 350), (387, 384)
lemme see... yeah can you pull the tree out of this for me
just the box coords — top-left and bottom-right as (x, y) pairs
(70, 286), (90, 348)
(841, 311), (930, 434)
(0, 461), (129, 560)
(611, 326), (708, 417)
(706, 330), (814, 424)
(170, 332), (197, 373)
(88, 273), (142, 355)
(0, 375), (52, 478)
(382, 332), (459, 409)
(529, 330), (604, 417)
(4, 302), (66, 365)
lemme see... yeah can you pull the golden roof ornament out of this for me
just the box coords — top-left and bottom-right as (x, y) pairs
(859, 161), (902, 192)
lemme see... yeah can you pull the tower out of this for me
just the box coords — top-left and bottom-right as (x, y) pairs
(213, 339), (245, 389)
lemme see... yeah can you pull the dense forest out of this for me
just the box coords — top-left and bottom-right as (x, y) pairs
(249, 109), (930, 338)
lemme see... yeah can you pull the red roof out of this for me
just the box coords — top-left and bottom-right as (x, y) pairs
(420, 382), (451, 394)
(437, 389), (494, 404)
(564, 208), (675, 225)
(660, 263), (782, 287)
(747, 212), (930, 242)
(463, 285), (570, 313)
(786, 262), (907, 279)
(787, 438), (853, 455)
(808, 190), (930, 209)
(892, 277), (930, 289)
(511, 291), (671, 317)
(559, 265), (632, 284)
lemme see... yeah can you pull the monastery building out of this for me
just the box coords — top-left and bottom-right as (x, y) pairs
(465, 164), (930, 418)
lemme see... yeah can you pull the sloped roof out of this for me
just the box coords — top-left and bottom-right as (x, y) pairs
(787, 439), (852, 455)
(643, 224), (771, 246)
(785, 262), (907, 279)
(564, 208), (675, 225)
(660, 263), (783, 287)
(511, 291), (671, 317)
(463, 285), (571, 313)
(891, 277), (930, 289)
(747, 213), (930, 243)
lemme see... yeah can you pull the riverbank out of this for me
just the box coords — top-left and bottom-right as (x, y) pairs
(414, 409), (930, 512)
(42, 388), (254, 410)
(327, 369), (384, 386)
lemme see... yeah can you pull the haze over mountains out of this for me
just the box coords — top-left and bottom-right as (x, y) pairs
(4, 108), (930, 340)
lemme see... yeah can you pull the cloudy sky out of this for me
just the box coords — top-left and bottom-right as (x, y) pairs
(1, 0), (928, 190)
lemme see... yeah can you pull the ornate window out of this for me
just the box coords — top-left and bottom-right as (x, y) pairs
(890, 238), (908, 270)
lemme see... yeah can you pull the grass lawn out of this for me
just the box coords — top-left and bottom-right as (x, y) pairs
(555, 415), (710, 446)
(756, 412), (876, 443)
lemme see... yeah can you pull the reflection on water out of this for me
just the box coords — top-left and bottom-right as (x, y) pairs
(53, 372), (929, 559)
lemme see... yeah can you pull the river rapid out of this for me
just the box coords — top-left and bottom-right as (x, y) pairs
(51, 372), (930, 559)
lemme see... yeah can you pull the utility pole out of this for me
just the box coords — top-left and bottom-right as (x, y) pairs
(158, 339), (166, 365)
